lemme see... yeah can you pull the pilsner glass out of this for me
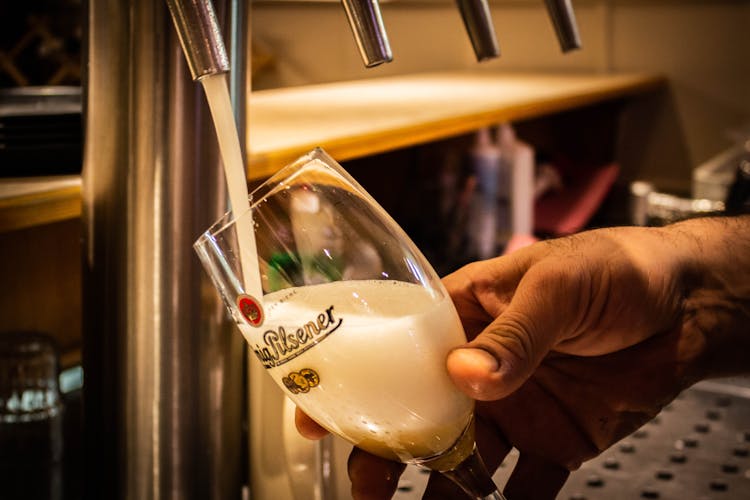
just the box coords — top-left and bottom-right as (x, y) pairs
(0, 332), (63, 500)
(194, 148), (505, 499)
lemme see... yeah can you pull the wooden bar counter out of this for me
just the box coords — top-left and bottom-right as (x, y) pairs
(0, 70), (664, 233)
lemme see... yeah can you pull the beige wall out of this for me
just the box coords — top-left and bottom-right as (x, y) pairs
(250, 0), (750, 192)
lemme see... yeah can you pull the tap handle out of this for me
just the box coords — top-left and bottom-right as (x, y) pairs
(544, 0), (582, 52)
(456, 0), (500, 61)
(341, 0), (393, 67)
(166, 0), (230, 80)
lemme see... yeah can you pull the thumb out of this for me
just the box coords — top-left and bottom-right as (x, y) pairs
(446, 260), (582, 401)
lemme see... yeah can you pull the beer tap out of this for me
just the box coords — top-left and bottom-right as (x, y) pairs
(341, 0), (393, 67)
(166, 0), (230, 80)
(544, 0), (582, 52)
(456, 0), (500, 61)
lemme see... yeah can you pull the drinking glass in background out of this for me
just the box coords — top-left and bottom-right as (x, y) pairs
(194, 148), (506, 499)
(0, 331), (64, 500)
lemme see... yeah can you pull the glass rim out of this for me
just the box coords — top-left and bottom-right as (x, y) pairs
(193, 147), (366, 251)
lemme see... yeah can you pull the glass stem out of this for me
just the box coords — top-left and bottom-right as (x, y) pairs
(440, 445), (507, 500)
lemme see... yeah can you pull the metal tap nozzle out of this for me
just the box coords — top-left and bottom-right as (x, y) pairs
(456, 0), (500, 61)
(166, 0), (230, 80)
(341, 0), (393, 67)
(544, 0), (582, 52)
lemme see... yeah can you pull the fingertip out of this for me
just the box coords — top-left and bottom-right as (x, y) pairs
(446, 348), (509, 401)
(449, 347), (499, 372)
(348, 447), (405, 500)
(423, 470), (466, 499)
(294, 407), (329, 440)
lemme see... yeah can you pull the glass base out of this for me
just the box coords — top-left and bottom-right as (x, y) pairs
(440, 446), (506, 500)
(414, 415), (475, 472)
(414, 417), (506, 500)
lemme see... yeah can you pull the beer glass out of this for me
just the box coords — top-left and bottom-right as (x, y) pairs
(194, 148), (505, 499)
(0, 332), (64, 500)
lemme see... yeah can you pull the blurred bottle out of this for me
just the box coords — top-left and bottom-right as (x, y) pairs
(0, 332), (63, 500)
(502, 124), (538, 254)
(466, 127), (506, 260)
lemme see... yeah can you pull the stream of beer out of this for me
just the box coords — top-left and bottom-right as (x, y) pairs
(201, 73), (263, 301)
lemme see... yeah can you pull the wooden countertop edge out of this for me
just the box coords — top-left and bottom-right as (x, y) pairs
(247, 73), (666, 179)
(0, 73), (665, 231)
(0, 184), (82, 233)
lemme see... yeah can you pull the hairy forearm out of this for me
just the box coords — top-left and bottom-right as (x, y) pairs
(662, 215), (750, 380)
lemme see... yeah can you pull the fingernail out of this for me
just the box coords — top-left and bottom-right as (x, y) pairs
(451, 348), (499, 373)
(446, 348), (503, 400)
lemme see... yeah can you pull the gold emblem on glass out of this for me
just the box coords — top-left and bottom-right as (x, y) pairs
(282, 368), (320, 394)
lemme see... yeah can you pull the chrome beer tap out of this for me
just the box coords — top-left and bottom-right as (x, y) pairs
(456, 0), (500, 61)
(544, 0), (582, 52)
(165, 0), (230, 79)
(341, 0), (393, 67)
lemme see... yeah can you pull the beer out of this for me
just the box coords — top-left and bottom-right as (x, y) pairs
(239, 279), (473, 464)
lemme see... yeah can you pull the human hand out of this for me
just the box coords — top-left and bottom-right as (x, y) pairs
(297, 217), (750, 499)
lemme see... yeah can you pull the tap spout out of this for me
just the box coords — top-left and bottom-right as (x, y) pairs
(166, 0), (230, 80)
(341, 0), (393, 67)
(456, 0), (500, 61)
(544, 0), (582, 52)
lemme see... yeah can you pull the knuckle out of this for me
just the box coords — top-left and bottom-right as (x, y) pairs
(475, 310), (540, 369)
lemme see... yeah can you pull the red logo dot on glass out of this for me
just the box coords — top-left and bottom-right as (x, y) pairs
(237, 294), (264, 327)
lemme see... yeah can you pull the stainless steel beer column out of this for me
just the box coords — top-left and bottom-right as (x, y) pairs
(82, 0), (245, 498)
